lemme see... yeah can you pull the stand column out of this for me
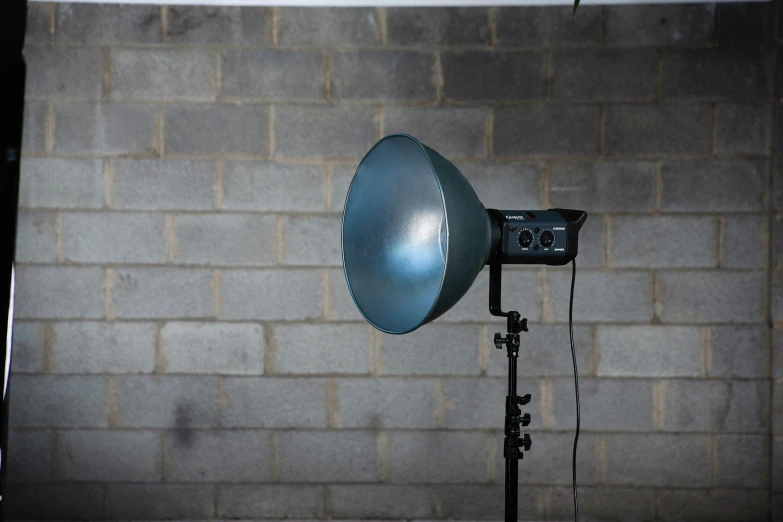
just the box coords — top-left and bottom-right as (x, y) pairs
(494, 312), (532, 522)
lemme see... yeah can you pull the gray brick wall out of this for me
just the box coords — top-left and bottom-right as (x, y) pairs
(9, 2), (779, 521)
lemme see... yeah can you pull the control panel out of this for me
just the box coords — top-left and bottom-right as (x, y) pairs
(487, 208), (586, 266)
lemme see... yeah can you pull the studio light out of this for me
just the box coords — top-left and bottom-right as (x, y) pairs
(341, 134), (587, 522)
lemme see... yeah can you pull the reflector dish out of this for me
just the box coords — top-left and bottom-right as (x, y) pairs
(341, 134), (491, 334)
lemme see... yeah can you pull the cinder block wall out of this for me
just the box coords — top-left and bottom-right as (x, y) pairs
(10, 2), (782, 520)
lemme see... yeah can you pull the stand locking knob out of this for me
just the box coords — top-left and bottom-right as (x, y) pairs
(494, 332), (505, 349)
(520, 433), (532, 452)
(521, 413), (531, 426)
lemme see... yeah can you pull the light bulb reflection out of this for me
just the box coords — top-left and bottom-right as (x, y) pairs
(386, 210), (446, 280)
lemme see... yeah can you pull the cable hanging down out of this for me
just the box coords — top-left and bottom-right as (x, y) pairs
(569, 259), (580, 522)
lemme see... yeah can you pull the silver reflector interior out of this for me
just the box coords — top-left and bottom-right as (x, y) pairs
(341, 134), (492, 334)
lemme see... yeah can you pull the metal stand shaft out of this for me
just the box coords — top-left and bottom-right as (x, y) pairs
(489, 262), (532, 522)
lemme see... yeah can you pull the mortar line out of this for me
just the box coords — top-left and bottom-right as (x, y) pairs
(54, 212), (64, 263)
(271, 7), (278, 46)
(263, 323), (277, 375)
(323, 162), (333, 212)
(270, 431), (281, 480)
(210, 269), (223, 319)
(322, 268), (333, 321)
(45, 101), (55, 155)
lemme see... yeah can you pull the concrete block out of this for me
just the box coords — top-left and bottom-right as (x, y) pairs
(25, 2), (52, 44)
(164, 103), (269, 157)
(58, 430), (160, 481)
(548, 269), (654, 323)
(552, 377), (654, 431)
(710, 325), (767, 379)
(219, 484), (322, 518)
(110, 48), (215, 102)
(380, 324), (481, 375)
(457, 161), (542, 209)
(553, 49), (657, 101)
(107, 484), (214, 519)
(15, 266), (103, 319)
(657, 271), (765, 323)
(715, 3), (771, 45)
(549, 161), (655, 213)
(332, 50), (435, 102)
(722, 215), (767, 269)
(494, 105), (598, 156)
(222, 269), (322, 320)
(22, 100), (46, 153)
(337, 378), (435, 428)
(495, 6), (602, 47)
(442, 51), (544, 102)
(20, 158), (104, 210)
(25, 46), (102, 99)
(51, 322), (157, 374)
(112, 268), (212, 319)
(173, 214), (277, 266)
(278, 430), (377, 482)
(277, 7), (380, 46)
(657, 489), (769, 522)
(662, 49), (768, 101)
(660, 159), (766, 212)
(274, 105), (376, 159)
(605, 104), (710, 156)
(385, 107), (487, 159)
(15, 210), (57, 263)
(5, 484), (104, 520)
(605, 4), (715, 45)
(60, 211), (165, 263)
(610, 216), (718, 268)
(596, 326), (702, 377)
(273, 324), (372, 375)
(283, 215), (341, 267)
(10, 322), (43, 373)
(388, 431), (486, 483)
(7, 430), (51, 483)
(54, 101), (157, 156)
(223, 160), (325, 212)
(168, 430), (272, 482)
(665, 380), (768, 433)
(161, 322), (264, 375)
(387, 7), (489, 46)
(328, 484), (434, 518)
(115, 375), (220, 428)
(166, 6), (271, 45)
(56, 3), (162, 43)
(114, 159), (215, 211)
(223, 377), (327, 428)
(715, 104), (769, 156)
(604, 433), (710, 486)
(221, 49), (324, 102)
(714, 434), (769, 488)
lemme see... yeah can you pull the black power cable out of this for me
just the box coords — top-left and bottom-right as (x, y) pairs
(568, 259), (580, 522)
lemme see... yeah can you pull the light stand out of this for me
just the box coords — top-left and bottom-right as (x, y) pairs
(489, 261), (532, 522)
